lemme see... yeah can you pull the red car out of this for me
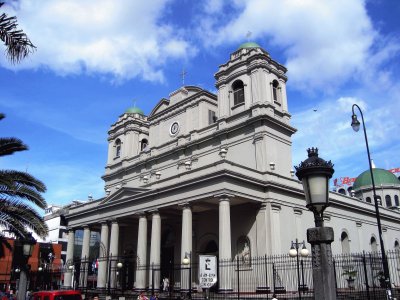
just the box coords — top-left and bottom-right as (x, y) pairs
(32, 290), (82, 300)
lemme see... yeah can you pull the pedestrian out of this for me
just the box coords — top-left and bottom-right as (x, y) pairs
(92, 295), (99, 300)
(272, 293), (278, 300)
(149, 292), (158, 300)
(137, 291), (148, 300)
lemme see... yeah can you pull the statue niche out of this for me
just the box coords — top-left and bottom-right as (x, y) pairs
(236, 236), (251, 267)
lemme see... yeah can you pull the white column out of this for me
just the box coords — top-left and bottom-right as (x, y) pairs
(63, 229), (75, 288)
(135, 213), (148, 291)
(270, 204), (282, 254)
(80, 225), (91, 287)
(149, 211), (161, 290)
(219, 197), (232, 292)
(255, 203), (271, 292)
(109, 220), (119, 290)
(180, 204), (192, 292)
(97, 222), (109, 288)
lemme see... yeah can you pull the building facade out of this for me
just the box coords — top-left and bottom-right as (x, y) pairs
(62, 43), (400, 291)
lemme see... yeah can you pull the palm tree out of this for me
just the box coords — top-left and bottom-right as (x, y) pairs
(0, 2), (36, 64)
(0, 113), (48, 240)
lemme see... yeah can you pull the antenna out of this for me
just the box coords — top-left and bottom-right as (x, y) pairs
(180, 68), (187, 86)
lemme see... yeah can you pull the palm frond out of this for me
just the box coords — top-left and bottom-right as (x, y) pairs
(0, 3), (36, 64)
(0, 137), (28, 156)
(0, 199), (48, 238)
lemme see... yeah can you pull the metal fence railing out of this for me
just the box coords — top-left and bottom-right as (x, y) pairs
(5, 250), (400, 299)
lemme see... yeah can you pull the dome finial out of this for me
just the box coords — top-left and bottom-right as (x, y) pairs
(371, 159), (376, 169)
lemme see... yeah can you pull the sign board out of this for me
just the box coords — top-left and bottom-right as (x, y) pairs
(199, 255), (217, 288)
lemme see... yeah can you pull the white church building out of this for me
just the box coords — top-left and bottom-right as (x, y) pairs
(61, 42), (400, 292)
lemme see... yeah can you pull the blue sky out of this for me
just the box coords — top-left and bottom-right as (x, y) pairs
(1, 0), (399, 207)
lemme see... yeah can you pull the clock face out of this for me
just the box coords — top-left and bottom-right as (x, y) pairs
(170, 121), (180, 136)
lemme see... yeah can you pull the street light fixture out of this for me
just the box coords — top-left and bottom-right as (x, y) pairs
(17, 234), (36, 300)
(289, 239), (309, 299)
(182, 252), (192, 299)
(295, 148), (336, 300)
(295, 147), (334, 227)
(351, 103), (392, 298)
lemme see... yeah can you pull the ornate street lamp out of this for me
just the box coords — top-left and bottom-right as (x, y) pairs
(351, 103), (392, 298)
(295, 147), (334, 227)
(289, 239), (309, 299)
(295, 148), (336, 300)
(17, 234), (36, 300)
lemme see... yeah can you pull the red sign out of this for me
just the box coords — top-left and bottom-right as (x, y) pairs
(334, 167), (400, 186)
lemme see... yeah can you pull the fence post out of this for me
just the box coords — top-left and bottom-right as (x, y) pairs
(265, 255), (269, 300)
(272, 263), (276, 294)
(363, 251), (371, 300)
(237, 256), (240, 300)
(152, 263), (154, 296)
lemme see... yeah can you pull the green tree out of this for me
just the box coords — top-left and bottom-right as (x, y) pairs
(0, 2), (36, 64)
(0, 113), (48, 240)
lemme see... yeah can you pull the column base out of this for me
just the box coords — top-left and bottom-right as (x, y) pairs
(218, 288), (233, 293)
(256, 286), (271, 293)
(273, 286), (286, 294)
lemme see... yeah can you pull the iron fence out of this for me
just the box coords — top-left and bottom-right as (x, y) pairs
(4, 250), (400, 299)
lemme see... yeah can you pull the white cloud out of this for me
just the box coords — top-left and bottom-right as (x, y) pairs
(0, 0), (196, 82)
(197, 0), (400, 93)
(291, 90), (400, 176)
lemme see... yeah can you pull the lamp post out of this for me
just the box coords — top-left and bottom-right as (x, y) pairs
(68, 265), (75, 290)
(295, 147), (336, 300)
(116, 262), (123, 291)
(289, 239), (309, 299)
(17, 234), (36, 300)
(182, 252), (192, 299)
(351, 104), (392, 298)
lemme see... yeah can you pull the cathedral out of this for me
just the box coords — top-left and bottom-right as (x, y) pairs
(62, 42), (400, 292)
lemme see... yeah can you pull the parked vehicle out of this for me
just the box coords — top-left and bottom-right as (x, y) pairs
(32, 290), (82, 300)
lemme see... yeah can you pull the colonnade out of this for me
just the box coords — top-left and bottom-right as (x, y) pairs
(63, 197), (234, 292)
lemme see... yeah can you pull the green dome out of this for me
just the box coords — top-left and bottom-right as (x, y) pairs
(352, 168), (400, 190)
(238, 42), (261, 50)
(125, 107), (144, 115)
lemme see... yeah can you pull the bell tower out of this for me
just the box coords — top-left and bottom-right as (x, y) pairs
(214, 42), (290, 124)
(215, 42), (295, 177)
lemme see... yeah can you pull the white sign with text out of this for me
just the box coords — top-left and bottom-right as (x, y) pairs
(199, 255), (217, 288)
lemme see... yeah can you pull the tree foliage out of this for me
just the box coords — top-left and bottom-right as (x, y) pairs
(0, 2), (36, 64)
(0, 114), (48, 240)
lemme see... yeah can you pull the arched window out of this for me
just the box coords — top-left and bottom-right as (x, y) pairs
(366, 197), (372, 203)
(232, 80), (245, 106)
(395, 240), (399, 251)
(115, 139), (121, 158)
(371, 237), (378, 252)
(385, 195), (392, 207)
(272, 80), (280, 102)
(338, 188), (346, 195)
(141, 139), (148, 151)
(341, 232), (350, 254)
(395, 195), (399, 206)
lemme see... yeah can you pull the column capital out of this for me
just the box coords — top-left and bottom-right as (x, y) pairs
(134, 211), (147, 217)
(214, 193), (235, 202)
(178, 201), (191, 209)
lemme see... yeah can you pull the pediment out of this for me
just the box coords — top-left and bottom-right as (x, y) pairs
(101, 187), (149, 204)
(149, 98), (169, 117)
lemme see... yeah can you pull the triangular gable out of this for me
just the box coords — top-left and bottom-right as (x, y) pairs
(101, 187), (149, 204)
(149, 98), (169, 117)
